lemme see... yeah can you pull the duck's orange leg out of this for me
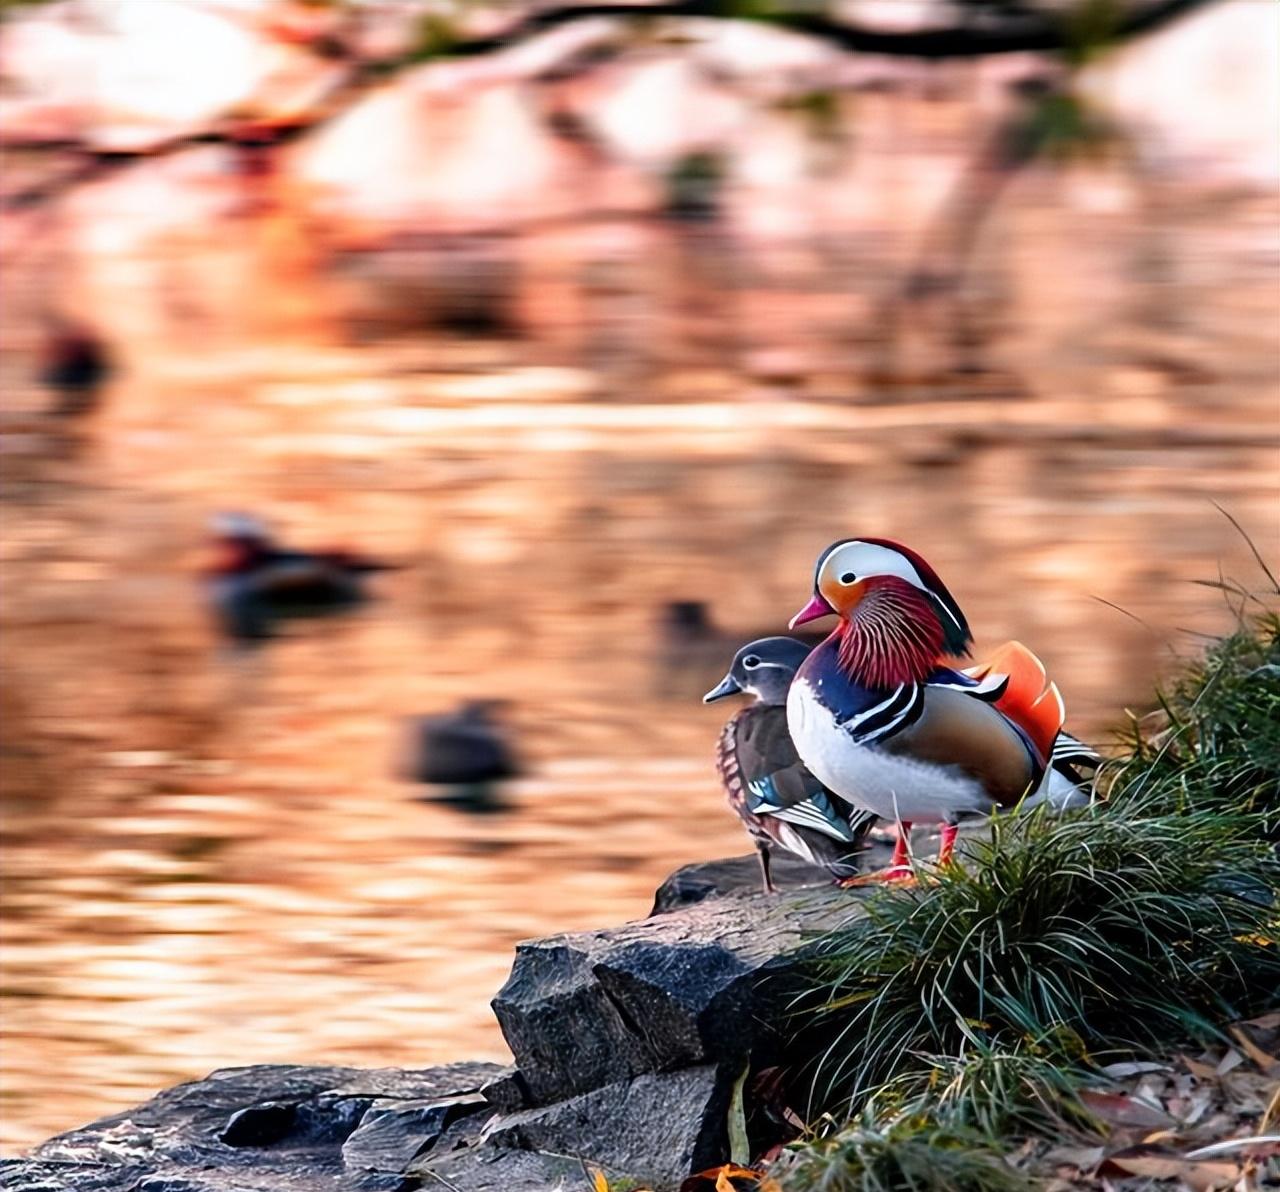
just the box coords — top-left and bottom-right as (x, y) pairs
(839, 821), (914, 886)
(888, 821), (912, 873)
(936, 823), (959, 869)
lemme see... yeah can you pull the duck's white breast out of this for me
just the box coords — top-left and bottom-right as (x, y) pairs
(787, 677), (989, 823)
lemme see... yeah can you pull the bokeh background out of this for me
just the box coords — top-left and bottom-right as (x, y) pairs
(1, 0), (1276, 1153)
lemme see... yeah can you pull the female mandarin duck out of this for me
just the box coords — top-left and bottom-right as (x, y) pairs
(786, 538), (1099, 881)
(704, 637), (877, 893)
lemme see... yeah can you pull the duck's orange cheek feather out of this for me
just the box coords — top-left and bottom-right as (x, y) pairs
(822, 578), (868, 616)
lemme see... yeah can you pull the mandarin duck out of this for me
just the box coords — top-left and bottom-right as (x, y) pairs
(206, 513), (395, 645)
(705, 637), (877, 893)
(785, 538), (1100, 881)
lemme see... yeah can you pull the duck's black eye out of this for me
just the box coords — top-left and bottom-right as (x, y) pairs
(743, 655), (760, 669)
(840, 572), (857, 584)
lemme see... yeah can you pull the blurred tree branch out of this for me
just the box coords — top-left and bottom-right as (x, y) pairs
(0, 0), (1215, 215)
(432, 0), (1211, 61)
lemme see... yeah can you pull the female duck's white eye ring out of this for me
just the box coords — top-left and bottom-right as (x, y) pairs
(743, 656), (760, 669)
(839, 572), (857, 585)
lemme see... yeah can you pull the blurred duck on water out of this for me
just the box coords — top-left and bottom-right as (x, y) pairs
(404, 701), (520, 814)
(785, 538), (1101, 881)
(704, 637), (877, 893)
(205, 512), (396, 645)
(659, 600), (823, 699)
(39, 315), (112, 416)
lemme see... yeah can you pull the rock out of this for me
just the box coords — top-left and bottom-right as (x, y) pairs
(9, 1063), (506, 1192)
(341, 1094), (487, 1173)
(651, 840), (897, 914)
(411, 1146), (586, 1191)
(483, 1065), (734, 1188)
(478, 1069), (532, 1113)
(492, 884), (864, 1107)
(0, 1160), (154, 1192)
(7, 864), (877, 1192)
(650, 852), (838, 913)
(220, 1101), (298, 1147)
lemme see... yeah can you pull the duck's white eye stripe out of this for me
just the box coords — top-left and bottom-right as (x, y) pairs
(823, 542), (928, 595)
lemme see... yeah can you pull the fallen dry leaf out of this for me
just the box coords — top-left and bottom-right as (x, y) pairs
(1081, 1089), (1177, 1130)
(1237, 1010), (1280, 1038)
(1180, 1086), (1216, 1127)
(590, 1171), (652, 1192)
(1264, 1083), (1280, 1133)
(1229, 1024), (1280, 1076)
(1178, 1161), (1247, 1192)
(1181, 1054), (1221, 1080)
(1100, 1061), (1170, 1079)
(1184, 1134), (1280, 1161)
(681, 1164), (780, 1192)
(1215, 1048), (1245, 1077)
(1098, 1145), (1242, 1190)
(1042, 1143), (1105, 1171)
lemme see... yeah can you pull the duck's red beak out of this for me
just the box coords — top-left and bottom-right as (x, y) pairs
(789, 593), (835, 628)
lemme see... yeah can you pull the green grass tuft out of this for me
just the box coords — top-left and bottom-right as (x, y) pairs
(1106, 609), (1280, 828)
(778, 1115), (1033, 1192)
(808, 799), (1278, 1110)
(776, 609), (1280, 1189)
(867, 1042), (1094, 1140)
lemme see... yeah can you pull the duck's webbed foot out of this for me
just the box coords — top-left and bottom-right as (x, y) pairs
(836, 864), (915, 887)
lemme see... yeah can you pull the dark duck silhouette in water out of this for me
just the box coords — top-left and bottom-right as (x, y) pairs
(658, 600), (824, 699)
(405, 701), (520, 813)
(205, 513), (395, 645)
(40, 316), (112, 416)
(704, 637), (877, 893)
(786, 538), (1100, 882)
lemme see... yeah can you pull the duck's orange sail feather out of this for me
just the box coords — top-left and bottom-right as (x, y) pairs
(964, 641), (1064, 764)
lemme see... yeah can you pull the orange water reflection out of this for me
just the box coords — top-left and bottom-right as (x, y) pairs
(3, 180), (1279, 1152)
(4, 370), (1275, 1151)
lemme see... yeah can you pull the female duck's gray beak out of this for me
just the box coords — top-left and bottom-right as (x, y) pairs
(703, 673), (743, 703)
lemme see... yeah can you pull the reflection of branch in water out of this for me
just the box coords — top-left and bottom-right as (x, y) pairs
(2, 0), (1215, 214)
(878, 77), (1121, 377)
(414, 0), (1215, 63)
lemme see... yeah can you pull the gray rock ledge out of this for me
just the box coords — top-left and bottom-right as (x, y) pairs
(4, 857), (875, 1192)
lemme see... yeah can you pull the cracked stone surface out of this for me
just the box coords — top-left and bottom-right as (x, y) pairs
(492, 879), (864, 1106)
(3, 1063), (505, 1192)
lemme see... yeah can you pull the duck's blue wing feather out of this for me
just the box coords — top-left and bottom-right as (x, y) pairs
(748, 782), (874, 843)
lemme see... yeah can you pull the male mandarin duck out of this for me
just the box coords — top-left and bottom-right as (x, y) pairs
(206, 512), (395, 644)
(785, 538), (1100, 881)
(704, 637), (877, 893)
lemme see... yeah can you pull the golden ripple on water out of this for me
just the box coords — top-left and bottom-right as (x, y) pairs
(4, 319), (1278, 1153)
